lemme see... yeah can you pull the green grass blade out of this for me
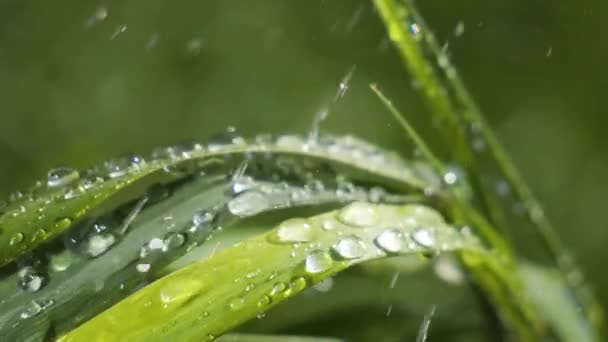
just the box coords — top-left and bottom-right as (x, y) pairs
(57, 203), (488, 341)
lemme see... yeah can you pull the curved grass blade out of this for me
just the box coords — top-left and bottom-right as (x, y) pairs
(0, 134), (436, 268)
(216, 334), (343, 342)
(57, 203), (537, 341)
(1, 173), (413, 340)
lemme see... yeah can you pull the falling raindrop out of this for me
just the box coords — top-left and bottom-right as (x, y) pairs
(274, 218), (314, 243)
(110, 25), (127, 40)
(333, 65), (356, 101)
(47, 167), (79, 188)
(409, 23), (422, 38)
(85, 6), (108, 28)
(187, 37), (204, 55)
(228, 190), (270, 217)
(375, 228), (405, 253)
(332, 235), (367, 259)
(411, 227), (436, 248)
(305, 250), (334, 274)
(337, 202), (378, 227)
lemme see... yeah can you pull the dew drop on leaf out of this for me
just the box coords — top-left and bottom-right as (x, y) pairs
(305, 250), (333, 274)
(337, 201), (378, 227)
(228, 190), (270, 217)
(375, 228), (405, 253)
(411, 227), (436, 248)
(274, 218), (314, 243)
(9, 232), (24, 246)
(18, 268), (45, 292)
(47, 167), (79, 188)
(332, 235), (367, 259)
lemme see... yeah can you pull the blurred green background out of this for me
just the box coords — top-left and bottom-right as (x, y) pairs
(0, 0), (606, 312)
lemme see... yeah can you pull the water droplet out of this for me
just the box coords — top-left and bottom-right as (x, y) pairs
(284, 276), (307, 297)
(208, 126), (244, 151)
(305, 250), (334, 274)
(375, 229), (405, 253)
(228, 191), (270, 217)
(162, 233), (185, 251)
(313, 277), (334, 292)
(332, 235), (366, 259)
(411, 227), (435, 248)
(257, 295), (271, 307)
(105, 154), (144, 178)
(20, 301), (42, 319)
(409, 23), (422, 37)
(187, 37), (204, 55)
(86, 233), (116, 257)
(136, 263), (151, 273)
(193, 210), (215, 228)
(337, 202), (378, 227)
(18, 268), (45, 292)
(269, 282), (286, 297)
(321, 219), (336, 231)
(47, 167), (79, 188)
(442, 170), (458, 185)
(148, 237), (164, 250)
(9, 232), (24, 246)
(49, 250), (73, 272)
(434, 256), (464, 285)
(85, 6), (108, 28)
(228, 297), (245, 311)
(274, 218), (314, 243)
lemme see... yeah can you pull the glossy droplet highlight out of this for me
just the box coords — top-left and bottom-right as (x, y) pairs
(332, 235), (366, 259)
(275, 218), (314, 243)
(228, 191), (270, 217)
(9, 232), (24, 246)
(305, 250), (334, 274)
(375, 228), (405, 253)
(411, 227), (436, 248)
(47, 167), (79, 187)
(337, 202), (378, 227)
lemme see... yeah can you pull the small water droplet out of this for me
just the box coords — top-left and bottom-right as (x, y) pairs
(313, 277), (334, 292)
(269, 282), (286, 297)
(274, 218), (314, 243)
(409, 23), (422, 37)
(208, 126), (244, 151)
(332, 235), (366, 259)
(162, 233), (185, 251)
(192, 210), (215, 226)
(305, 250), (334, 274)
(337, 202), (378, 227)
(228, 191), (270, 217)
(411, 227), (435, 248)
(257, 295), (271, 307)
(187, 37), (204, 55)
(105, 154), (144, 178)
(47, 167), (79, 188)
(321, 219), (336, 231)
(9, 232), (24, 246)
(442, 170), (458, 185)
(375, 228), (405, 253)
(136, 263), (151, 273)
(228, 297), (245, 311)
(284, 276), (307, 297)
(20, 301), (42, 319)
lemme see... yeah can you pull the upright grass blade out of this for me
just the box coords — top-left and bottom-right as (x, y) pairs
(372, 0), (603, 333)
(57, 202), (539, 341)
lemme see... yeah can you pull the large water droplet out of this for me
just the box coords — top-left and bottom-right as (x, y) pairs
(228, 191), (270, 217)
(18, 268), (45, 292)
(305, 250), (333, 274)
(411, 227), (436, 248)
(332, 235), (366, 259)
(136, 263), (151, 273)
(375, 228), (405, 253)
(275, 218), (314, 243)
(47, 167), (79, 188)
(337, 202), (378, 227)
(284, 276), (307, 297)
